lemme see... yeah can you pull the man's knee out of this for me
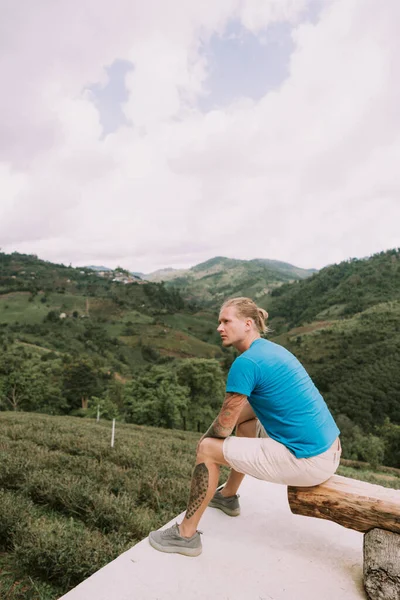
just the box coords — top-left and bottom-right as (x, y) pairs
(197, 437), (216, 458)
(197, 437), (226, 465)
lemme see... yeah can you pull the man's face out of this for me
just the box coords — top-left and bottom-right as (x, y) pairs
(217, 306), (248, 348)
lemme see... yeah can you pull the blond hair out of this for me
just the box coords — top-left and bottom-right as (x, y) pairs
(221, 297), (270, 334)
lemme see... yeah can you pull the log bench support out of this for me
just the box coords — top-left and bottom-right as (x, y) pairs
(288, 475), (400, 600)
(364, 529), (400, 600)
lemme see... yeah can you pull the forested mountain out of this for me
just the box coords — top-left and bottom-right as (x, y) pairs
(146, 256), (315, 304)
(263, 249), (400, 330)
(1, 249), (399, 467)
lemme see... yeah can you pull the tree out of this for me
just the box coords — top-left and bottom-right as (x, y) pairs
(0, 370), (28, 410)
(0, 348), (31, 410)
(86, 395), (120, 420)
(124, 366), (189, 429)
(62, 358), (101, 410)
(357, 434), (385, 469)
(176, 359), (225, 431)
(0, 348), (65, 413)
(379, 418), (400, 468)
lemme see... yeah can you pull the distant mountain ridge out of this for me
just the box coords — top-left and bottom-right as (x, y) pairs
(84, 265), (144, 279)
(145, 256), (315, 281)
(84, 265), (112, 272)
(145, 256), (316, 305)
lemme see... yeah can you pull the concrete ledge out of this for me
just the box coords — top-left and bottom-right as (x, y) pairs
(59, 477), (366, 600)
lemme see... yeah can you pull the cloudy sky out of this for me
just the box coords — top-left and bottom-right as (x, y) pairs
(1, 0), (399, 274)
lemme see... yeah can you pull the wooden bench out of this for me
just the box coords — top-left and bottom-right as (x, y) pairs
(288, 475), (400, 600)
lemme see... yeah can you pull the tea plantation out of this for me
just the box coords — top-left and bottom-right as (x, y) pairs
(1, 412), (399, 599)
(0, 412), (208, 599)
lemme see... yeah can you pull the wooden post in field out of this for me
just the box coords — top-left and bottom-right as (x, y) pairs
(97, 405), (100, 423)
(111, 418), (116, 448)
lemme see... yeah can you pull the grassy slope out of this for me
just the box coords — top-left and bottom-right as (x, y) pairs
(0, 412), (399, 599)
(0, 292), (222, 368)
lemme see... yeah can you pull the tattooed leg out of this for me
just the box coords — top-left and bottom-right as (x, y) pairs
(185, 463), (209, 519)
(179, 439), (225, 538)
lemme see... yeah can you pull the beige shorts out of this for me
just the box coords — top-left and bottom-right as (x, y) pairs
(223, 421), (341, 487)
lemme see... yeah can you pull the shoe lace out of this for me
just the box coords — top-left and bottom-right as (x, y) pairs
(160, 524), (179, 539)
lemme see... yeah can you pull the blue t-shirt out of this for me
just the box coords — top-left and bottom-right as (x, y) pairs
(226, 338), (339, 458)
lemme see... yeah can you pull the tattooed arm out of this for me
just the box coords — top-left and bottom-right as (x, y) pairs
(202, 392), (248, 440)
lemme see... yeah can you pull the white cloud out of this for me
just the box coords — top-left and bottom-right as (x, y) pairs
(0, 0), (399, 273)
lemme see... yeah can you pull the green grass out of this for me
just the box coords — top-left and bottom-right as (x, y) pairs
(163, 311), (217, 335)
(121, 309), (155, 324)
(47, 294), (87, 312)
(0, 412), (398, 598)
(0, 551), (62, 600)
(140, 326), (222, 358)
(0, 412), (210, 598)
(0, 293), (47, 325)
(0, 292), (88, 326)
(103, 310), (155, 339)
(337, 465), (400, 489)
(117, 322), (222, 359)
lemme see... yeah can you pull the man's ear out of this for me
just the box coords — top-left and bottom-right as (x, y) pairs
(245, 319), (253, 330)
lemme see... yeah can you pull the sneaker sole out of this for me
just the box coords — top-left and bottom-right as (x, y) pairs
(148, 533), (202, 557)
(208, 500), (240, 517)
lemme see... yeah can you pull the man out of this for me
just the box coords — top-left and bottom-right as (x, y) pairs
(149, 297), (341, 556)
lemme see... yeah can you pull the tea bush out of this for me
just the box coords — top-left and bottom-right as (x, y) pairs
(13, 515), (127, 588)
(0, 489), (32, 550)
(0, 412), (207, 598)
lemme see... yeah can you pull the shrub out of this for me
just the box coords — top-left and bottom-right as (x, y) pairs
(0, 489), (32, 549)
(13, 515), (127, 588)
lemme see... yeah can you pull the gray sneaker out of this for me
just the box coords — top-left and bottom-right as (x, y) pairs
(208, 490), (240, 516)
(149, 523), (202, 557)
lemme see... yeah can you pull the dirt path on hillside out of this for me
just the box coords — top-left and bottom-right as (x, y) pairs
(15, 340), (59, 354)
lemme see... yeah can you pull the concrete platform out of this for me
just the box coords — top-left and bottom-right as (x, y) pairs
(60, 477), (366, 600)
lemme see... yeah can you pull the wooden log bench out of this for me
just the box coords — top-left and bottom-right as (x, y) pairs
(288, 475), (400, 600)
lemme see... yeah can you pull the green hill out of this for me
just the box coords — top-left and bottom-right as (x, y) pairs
(147, 256), (315, 304)
(263, 249), (400, 330)
(0, 251), (222, 366)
